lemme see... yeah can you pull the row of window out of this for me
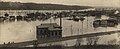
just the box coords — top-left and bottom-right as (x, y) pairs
(38, 30), (61, 35)
(38, 32), (61, 38)
(50, 32), (61, 36)
(37, 29), (62, 38)
(39, 29), (47, 33)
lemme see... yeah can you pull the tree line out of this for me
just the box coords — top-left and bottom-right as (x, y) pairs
(0, 2), (92, 10)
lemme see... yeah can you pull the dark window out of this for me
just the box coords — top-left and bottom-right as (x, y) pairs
(40, 30), (42, 33)
(59, 32), (61, 35)
(40, 36), (42, 38)
(42, 30), (44, 33)
(51, 32), (54, 36)
(55, 32), (57, 35)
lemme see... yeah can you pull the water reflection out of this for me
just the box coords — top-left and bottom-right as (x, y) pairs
(0, 10), (119, 46)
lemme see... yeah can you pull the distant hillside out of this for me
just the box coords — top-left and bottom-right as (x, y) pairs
(0, 2), (92, 10)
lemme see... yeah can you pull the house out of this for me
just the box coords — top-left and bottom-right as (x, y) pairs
(36, 23), (62, 40)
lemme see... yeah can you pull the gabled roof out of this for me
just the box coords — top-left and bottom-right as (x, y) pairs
(37, 23), (61, 28)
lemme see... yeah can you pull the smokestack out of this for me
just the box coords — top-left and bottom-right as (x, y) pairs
(60, 15), (62, 29)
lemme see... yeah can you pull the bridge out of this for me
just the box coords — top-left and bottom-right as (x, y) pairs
(0, 30), (120, 47)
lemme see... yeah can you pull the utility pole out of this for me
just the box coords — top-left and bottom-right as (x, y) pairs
(50, 18), (52, 24)
(33, 40), (38, 49)
(0, 23), (1, 41)
(71, 25), (73, 36)
(87, 16), (89, 32)
(0, 20), (1, 43)
(77, 28), (79, 35)
(81, 21), (83, 34)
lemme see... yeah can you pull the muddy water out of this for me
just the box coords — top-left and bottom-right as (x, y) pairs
(0, 10), (119, 46)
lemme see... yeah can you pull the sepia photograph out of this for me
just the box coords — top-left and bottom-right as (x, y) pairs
(0, 0), (120, 49)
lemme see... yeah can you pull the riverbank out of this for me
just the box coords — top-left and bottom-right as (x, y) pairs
(0, 45), (120, 49)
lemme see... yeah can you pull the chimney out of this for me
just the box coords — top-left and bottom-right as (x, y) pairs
(60, 15), (62, 29)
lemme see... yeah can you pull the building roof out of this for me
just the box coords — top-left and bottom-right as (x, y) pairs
(48, 27), (62, 31)
(37, 23), (61, 29)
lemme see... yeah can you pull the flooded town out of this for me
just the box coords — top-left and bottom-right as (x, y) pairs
(0, 0), (120, 49)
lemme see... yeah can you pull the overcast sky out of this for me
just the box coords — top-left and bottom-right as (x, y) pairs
(2, 0), (120, 7)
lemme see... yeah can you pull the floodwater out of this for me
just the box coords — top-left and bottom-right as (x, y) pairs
(0, 10), (120, 46)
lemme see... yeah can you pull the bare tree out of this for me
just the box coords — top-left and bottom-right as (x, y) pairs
(75, 38), (84, 46)
(93, 37), (100, 45)
(86, 37), (93, 45)
(86, 37), (100, 45)
(108, 39), (117, 45)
